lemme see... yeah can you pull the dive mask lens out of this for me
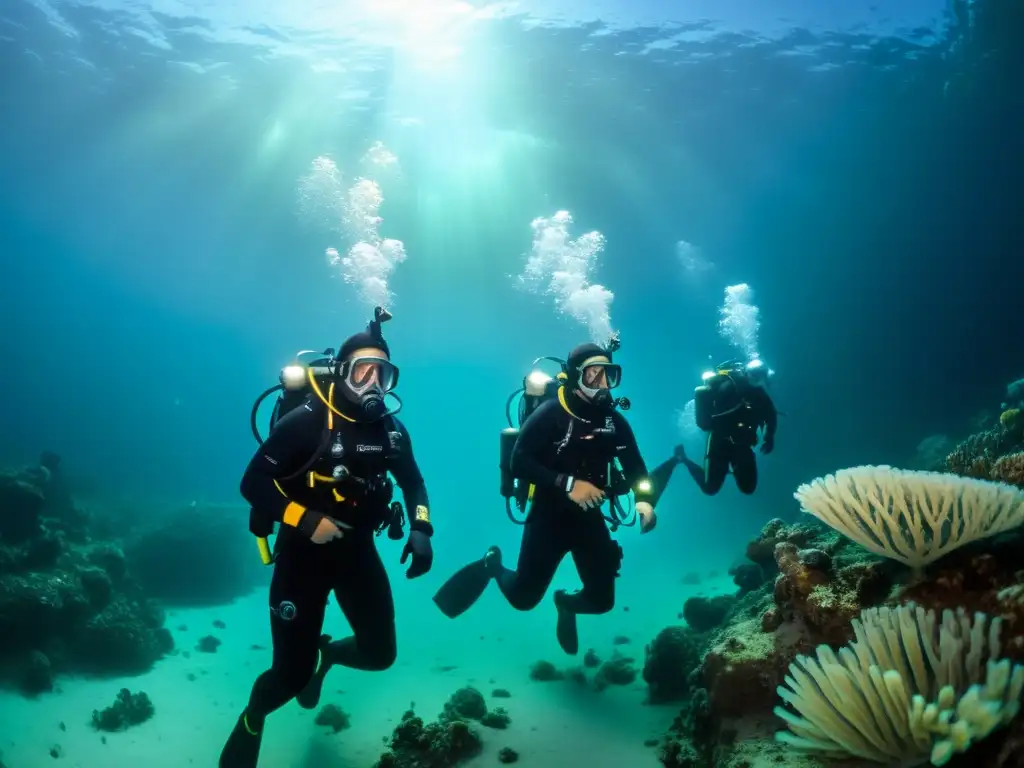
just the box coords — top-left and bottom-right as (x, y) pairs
(582, 363), (621, 390)
(344, 357), (399, 394)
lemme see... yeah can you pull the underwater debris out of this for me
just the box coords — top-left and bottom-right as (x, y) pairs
(212, 619), (226, 629)
(612, 634), (631, 645)
(314, 703), (350, 733)
(491, 688), (511, 698)
(91, 688), (154, 732)
(583, 648), (601, 668)
(497, 746), (519, 763)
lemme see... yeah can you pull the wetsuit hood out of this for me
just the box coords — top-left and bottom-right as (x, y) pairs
(339, 331), (390, 361)
(567, 343), (611, 377)
(565, 342), (616, 413)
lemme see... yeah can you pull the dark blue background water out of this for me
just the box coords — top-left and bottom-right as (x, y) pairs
(0, 0), (1019, 566)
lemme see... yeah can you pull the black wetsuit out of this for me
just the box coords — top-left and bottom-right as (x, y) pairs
(686, 374), (776, 495)
(239, 396), (429, 724)
(495, 390), (656, 616)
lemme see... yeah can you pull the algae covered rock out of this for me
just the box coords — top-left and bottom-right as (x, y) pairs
(594, 651), (637, 690)
(682, 594), (735, 632)
(701, 616), (808, 718)
(441, 687), (487, 721)
(314, 703), (350, 733)
(642, 626), (704, 703)
(123, 502), (267, 606)
(375, 708), (482, 768)
(0, 468), (46, 543)
(91, 688), (154, 731)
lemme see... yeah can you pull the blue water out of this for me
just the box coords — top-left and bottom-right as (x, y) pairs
(0, 0), (1019, 765)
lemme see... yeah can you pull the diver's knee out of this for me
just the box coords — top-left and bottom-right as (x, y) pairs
(507, 588), (544, 612)
(279, 661), (317, 695)
(359, 637), (397, 671)
(590, 592), (615, 615)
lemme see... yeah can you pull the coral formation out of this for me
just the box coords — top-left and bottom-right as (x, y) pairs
(375, 708), (483, 768)
(649, 409), (1024, 768)
(528, 660), (563, 681)
(123, 502), (267, 606)
(0, 460), (174, 688)
(91, 688), (154, 732)
(314, 703), (350, 733)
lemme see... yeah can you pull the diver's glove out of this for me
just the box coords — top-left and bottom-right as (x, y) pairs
(401, 522), (433, 579)
(761, 436), (775, 455)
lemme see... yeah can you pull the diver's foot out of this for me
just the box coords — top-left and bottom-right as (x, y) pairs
(483, 546), (502, 577)
(296, 635), (333, 710)
(673, 444), (687, 463)
(554, 590), (579, 656)
(219, 711), (264, 768)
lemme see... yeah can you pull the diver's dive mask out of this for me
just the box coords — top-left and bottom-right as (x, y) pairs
(338, 356), (399, 419)
(576, 360), (622, 407)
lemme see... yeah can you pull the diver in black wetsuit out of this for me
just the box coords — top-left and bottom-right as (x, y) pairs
(220, 308), (434, 768)
(432, 335), (678, 656)
(676, 358), (777, 496)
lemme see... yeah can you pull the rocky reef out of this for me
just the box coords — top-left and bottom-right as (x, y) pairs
(647, 400), (1024, 768)
(374, 687), (515, 767)
(0, 452), (264, 693)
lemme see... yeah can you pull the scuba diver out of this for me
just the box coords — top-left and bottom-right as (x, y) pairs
(676, 358), (777, 496)
(432, 333), (680, 656)
(220, 307), (434, 768)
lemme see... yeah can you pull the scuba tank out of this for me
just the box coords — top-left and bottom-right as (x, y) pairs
(499, 358), (566, 523)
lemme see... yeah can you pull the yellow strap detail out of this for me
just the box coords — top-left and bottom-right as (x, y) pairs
(282, 502), (306, 527)
(414, 505), (430, 524)
(332, 489), (346, 502)
(272, 480), (287, 497)
(527, 484), (535, 500)
(256, 537), (273, 565)
(307, 367), (355, 422)
(242, 713), (260, 736)
(556, 386), (580, 420)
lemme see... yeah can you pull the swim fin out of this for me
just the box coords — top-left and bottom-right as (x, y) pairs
(432, 547), (500, 619)
(219, 712), (263, 768)
(296, 634), (333, 710)
(554, 590), (579, 656)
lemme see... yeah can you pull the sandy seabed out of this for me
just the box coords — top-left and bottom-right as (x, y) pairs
(0, 571), (742, 767)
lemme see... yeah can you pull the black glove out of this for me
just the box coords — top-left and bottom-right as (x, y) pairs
(401, 529), (433, 579)
(761, 436), (775, 455)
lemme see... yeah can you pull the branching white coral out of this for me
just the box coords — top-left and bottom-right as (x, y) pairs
(794, 465), (1024, 571)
